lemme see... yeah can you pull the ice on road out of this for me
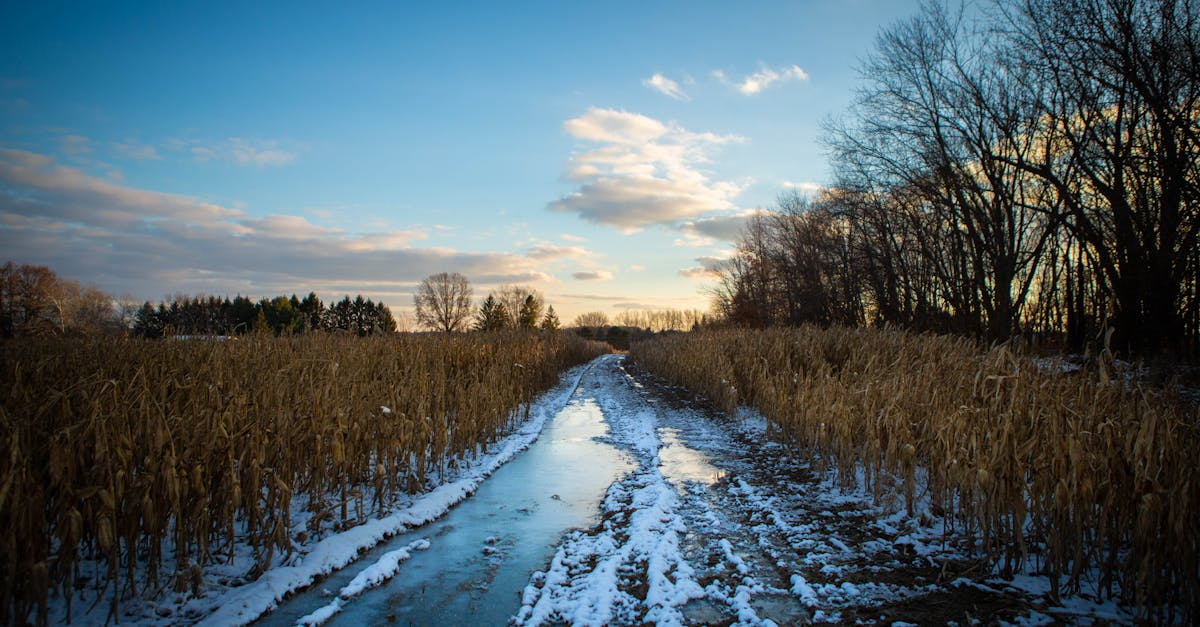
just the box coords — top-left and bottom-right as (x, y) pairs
(257, 353), (1114, 626)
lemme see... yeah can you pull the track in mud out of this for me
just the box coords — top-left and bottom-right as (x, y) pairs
(260, 354), (1064, 626)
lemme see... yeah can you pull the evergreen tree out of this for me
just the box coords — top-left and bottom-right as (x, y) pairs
(132, 302), (164, 338)
(257, 296), (302, 335)
(371, 301), (398, 333)
(540, 305), (560, 332)
(230, 295), (257, 333)
(298, 292), (324, 331)
(475, 294), (510, 331)
(517, 294), (543, 329)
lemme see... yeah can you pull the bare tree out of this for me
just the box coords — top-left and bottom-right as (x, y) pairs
(414, 272), (473, 333)
(572, 311), (610, 329)
(997, 0), (1200, 353)
(0, 261), (121, 336)
(494, 285), (543, 327)
(823, 1), (1058, 342)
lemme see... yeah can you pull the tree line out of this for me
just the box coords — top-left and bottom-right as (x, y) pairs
(716, 0), (1200, 357)
(131, 293), (398, 338)
(1, 261), (401, 339)
(412, 272), (562, 333)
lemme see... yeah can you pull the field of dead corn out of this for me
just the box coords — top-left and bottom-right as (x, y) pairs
(632, 327), (1200, 623)
(0, 331), (607, 624)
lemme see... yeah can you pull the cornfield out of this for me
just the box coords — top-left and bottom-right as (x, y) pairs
(0, 331), (607, 624)
(632, 327), (1199, 622)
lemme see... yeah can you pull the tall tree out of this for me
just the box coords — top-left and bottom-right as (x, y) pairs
(298, 292), (324, 331)
(414, 272), (473, 333)
(540, 305), (561, 332)
(494, 285), (542, 328)
(517, 294), (544, 329)
(0, 262), (57, 337)
(824, 1), (1056, 342)
(1000, 0), (1200, 353)
(475, 294), (510, 331)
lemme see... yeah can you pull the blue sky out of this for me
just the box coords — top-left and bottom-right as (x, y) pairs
(0, 0), (919, 324)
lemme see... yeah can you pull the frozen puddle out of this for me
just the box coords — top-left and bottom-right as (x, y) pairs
(657, 426), (725, 488)
(255, 367), (634, 626)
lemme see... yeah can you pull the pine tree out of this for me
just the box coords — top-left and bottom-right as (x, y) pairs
(132, 302), (164, 338)
(298, 292), (324, 332)
(475, 295), (510, 331)
(540, 305), (560, 332)
(518, 294), (543, 329)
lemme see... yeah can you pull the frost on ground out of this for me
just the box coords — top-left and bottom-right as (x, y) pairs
(512, 356), (1135, 626)
(44, 361), (593, 626)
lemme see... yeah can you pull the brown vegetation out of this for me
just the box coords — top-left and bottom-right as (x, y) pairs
(0, 331), (607, 624)
(632, 327), (1199, 622)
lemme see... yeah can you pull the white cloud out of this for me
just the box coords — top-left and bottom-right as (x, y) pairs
(677, 208), (768, 245)
(113, 141), (161, 161)
(0, 148), (552, 305)
(525, 244), (592, 260)
(169, 137), (297, 167)
(572, 270), (613, 281)
(678, 267), (718, 279)
(560, 233), (587, 242)
(562, 108), (668, 145)
(642, 73), (689, 100)
(679, 254), (730, 280)
(783, 180), (824, 194)
(714, 64), (809, 95)
(549, 107), (746, 232)
(226, 138), (296, 166)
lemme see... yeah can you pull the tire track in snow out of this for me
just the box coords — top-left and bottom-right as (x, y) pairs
(514, 355), (1048, 625)
(514, 358), (709, 626)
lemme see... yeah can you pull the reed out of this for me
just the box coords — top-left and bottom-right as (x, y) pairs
(632, 326), (1198, 622)
(0, 331), (607, 624)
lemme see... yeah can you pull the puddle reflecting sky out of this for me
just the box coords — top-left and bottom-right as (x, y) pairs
(255, 396), (633, 627)
(657, 427), (726, 488)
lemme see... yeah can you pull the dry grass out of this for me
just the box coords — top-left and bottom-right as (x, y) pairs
(0, 331), (607, 624)
(632, 326), (1199, 622)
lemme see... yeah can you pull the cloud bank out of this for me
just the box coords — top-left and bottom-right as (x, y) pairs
(677, 208), (768, 245)
(0, 148), (553, 303)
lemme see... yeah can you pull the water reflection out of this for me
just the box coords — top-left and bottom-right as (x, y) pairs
(255, 394), (633, 626)
(657, 427), (726, 488)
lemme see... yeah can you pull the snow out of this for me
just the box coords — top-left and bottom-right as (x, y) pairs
(193, 362), (590, 626)
(789, 574), (818, 607)
(513, 361), (707, 626)
(339, 538), (430, 598)
(294, 539), (430, 626)
(46, 359), (593, 626)
(47, 352), (1167, 625)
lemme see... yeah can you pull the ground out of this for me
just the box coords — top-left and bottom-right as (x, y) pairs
(511, 355), (1087, 626)
(46, 354), (1134, 625)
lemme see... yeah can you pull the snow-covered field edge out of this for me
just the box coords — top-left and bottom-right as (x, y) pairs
(47, 357), (598, 626)
(728, 404), (1139, 624)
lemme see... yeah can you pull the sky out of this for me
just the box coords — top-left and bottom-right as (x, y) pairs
(0, 0), (920, 325)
